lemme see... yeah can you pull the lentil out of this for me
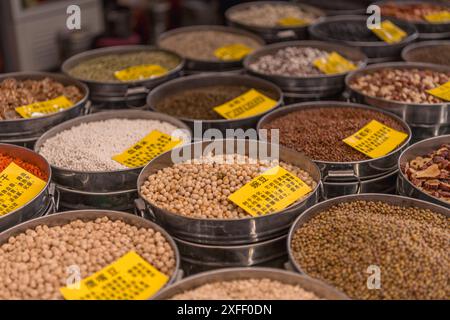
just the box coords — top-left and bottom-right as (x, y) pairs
(262, 107), (407, 162)
(350, 68), (450, 104)
(0, 153), (48, 181)
(170, 278), (320, 300)
(140, 153), (316, 219)
(249, 47), (329, 76)
(381, 2), (450, 23)
(68, 51), (181, 82)
(291, 200), (450, 299)
(402, 144), (450, 203)
(228, 3), (319, 28)
(159, 30), (262, 62)
(0, 216), (176, 299)
(405, 44), (450, 67)
(154, 85), (276, 120)
(0, 78), (83, 120)
(39, 119), (188, 171)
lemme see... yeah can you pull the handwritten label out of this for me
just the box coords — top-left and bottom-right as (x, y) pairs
(371, 20), (407, 44)
(112, 130), (182, 168)
(15, 96), (73, 119)
(0, 163), (46, 216)
(425, 11), (450, 23)
(60, 251), (169, 300)
(278, 17), (308, 26)
(228, 166), (312, 217)
(114, 64), (168, 82)
(343, 120), (408, 159)
(313, 52), (357, 75)
(214, 43), (253, 61)
(214, 89), (277, 119)
(427, 81), (450, 101)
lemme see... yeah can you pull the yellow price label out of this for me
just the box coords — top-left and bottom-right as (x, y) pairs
(214, 89), (277, 119)
(228, 166), (312, 217)
(343, 120), (408, 159)
(313, 52), (357, 75)
(15, 96), (73, 119)
(371, 20), (407, 44)
(114, 64), (168, 82)
(60, 251), (169, 300)
(425, 11), (450, 23)
(214, 43), (253, 61)
(0, 163), (46, 216)
(112, 130), (182, 168)
(427, 81), (450, 101)
(278, 17), (308, 27)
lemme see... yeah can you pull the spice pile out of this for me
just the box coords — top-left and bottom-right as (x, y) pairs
(38, 119), (188, 171)
(0, 78), (83, 120)
(261, 107), (406, 162)
(228, 3), (319, 28)
(170, 278), (320, 300)
(68, 51), (181, 82)
(249, 47), (344, 76)
(290, 200), (449, 299)
(405, 44), (450, 67)
(0, 153), (48, 181)
(350, 68), (450, 103)
(402, 144), (450, 203)
(140, 154), (316, 219)
(159, 30), (262, 61)
(380, 2), (450, 23)
(154, 85), (275, 120)
(0, 216), (176, 300)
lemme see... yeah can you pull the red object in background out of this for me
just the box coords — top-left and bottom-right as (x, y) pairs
(95, 33), (141, 48)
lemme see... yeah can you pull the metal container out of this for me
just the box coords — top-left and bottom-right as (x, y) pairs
(174, 235), (288, 276)
(157, 25), (265, 74)
(225, 1), (326, 43)
(34, 110), (191, 210)
(402, 40), (450, 66)
(0, 72), (89, 146)
(136, 139), (321, 245)
(62, 45), (185, 107)
(397, 135), (450, 209)
(153, 267), (348, 300)
(0, 144), (52, 232)
(346, 62), (450, 140)
(0, 210), (181, 296)
(294, 0), (372, 16)
(257, 101), (411, 183)
(287, 194), (450, 282)
(309, 15), (418, 64)
(376, 0), (450, 40)
(147, 73), (283, 135)
(244, 40), (368, 100)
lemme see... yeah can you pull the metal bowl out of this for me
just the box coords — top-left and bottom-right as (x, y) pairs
(402, 40), (450, 66)
(287, 193), (450, 294)
(257, 101), (411, 181)
(309, 15), (418, 64)
(225, 1), (326, 43)
(346, 62), (450, 127)
(294, 0), (372, 16)
(34, 110), (191, 193)
(376, 0), (450, 40)
(153, 267), (348, 300)
(0, 209), (181, 297)
(244, 40), (368, 97)
(158, 25), (265, 73)
(147, 73), (283, 134)
(0, 143), (52, 232)
(136, 139), (321, 245)
(62, 45), (185, 101)
(397, 134), (450, 209)
(0, 72), (89, 139)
